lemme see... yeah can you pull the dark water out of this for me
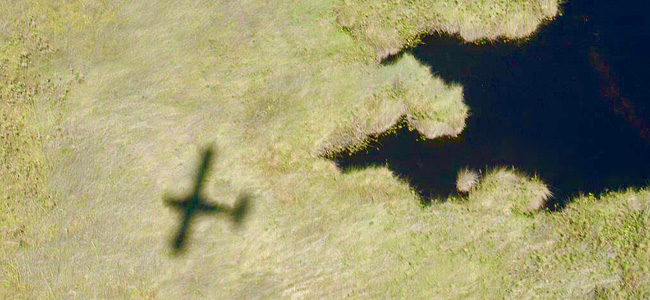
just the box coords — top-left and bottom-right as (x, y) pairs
(334, 1), (650, 206)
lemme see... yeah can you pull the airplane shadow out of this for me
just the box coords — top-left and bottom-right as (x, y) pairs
(164, 147), (252, 255)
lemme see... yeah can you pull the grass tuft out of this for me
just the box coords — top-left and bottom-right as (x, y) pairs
(318, 53), (467, 155)
(456, 167), (479, 193)
(466, 167), (551, 214)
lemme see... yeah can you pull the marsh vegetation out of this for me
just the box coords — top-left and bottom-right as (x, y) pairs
(335, 1), (650, 207)
(2, 0), (650, 298)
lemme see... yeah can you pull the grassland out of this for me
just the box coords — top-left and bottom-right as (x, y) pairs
(336, 0), (558, 59)
(2, 0), (649, 298)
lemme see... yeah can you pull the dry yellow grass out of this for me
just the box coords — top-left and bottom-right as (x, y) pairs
(336, 0), (559, 59)
(5, 0), (650, 298)
(456, 168), (480, 193)
(318, 54), (466, 155)
(465, 167), (552, 214)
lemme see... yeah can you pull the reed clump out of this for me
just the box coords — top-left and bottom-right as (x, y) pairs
(456, 168), (480, 193)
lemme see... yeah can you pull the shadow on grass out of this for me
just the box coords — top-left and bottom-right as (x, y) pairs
(331, 1), (650, 209)
(164, 147), (252, 255)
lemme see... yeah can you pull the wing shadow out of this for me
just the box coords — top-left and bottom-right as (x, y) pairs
(165, 146), (252, 255)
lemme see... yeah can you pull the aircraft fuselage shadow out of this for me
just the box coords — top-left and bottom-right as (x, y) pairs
(333, 0), (650, 208)
(165, 147), (251, 255)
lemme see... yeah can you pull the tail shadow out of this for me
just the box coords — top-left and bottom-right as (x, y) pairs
(164, 147), (252, 255)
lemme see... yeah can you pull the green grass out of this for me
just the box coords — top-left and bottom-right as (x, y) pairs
(318, 53), (466, 155)
(0, 2), (89, 296)
(3, 0), (650, 298)
(335, 0), (559, 59)
(465, 167), (552, 214)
